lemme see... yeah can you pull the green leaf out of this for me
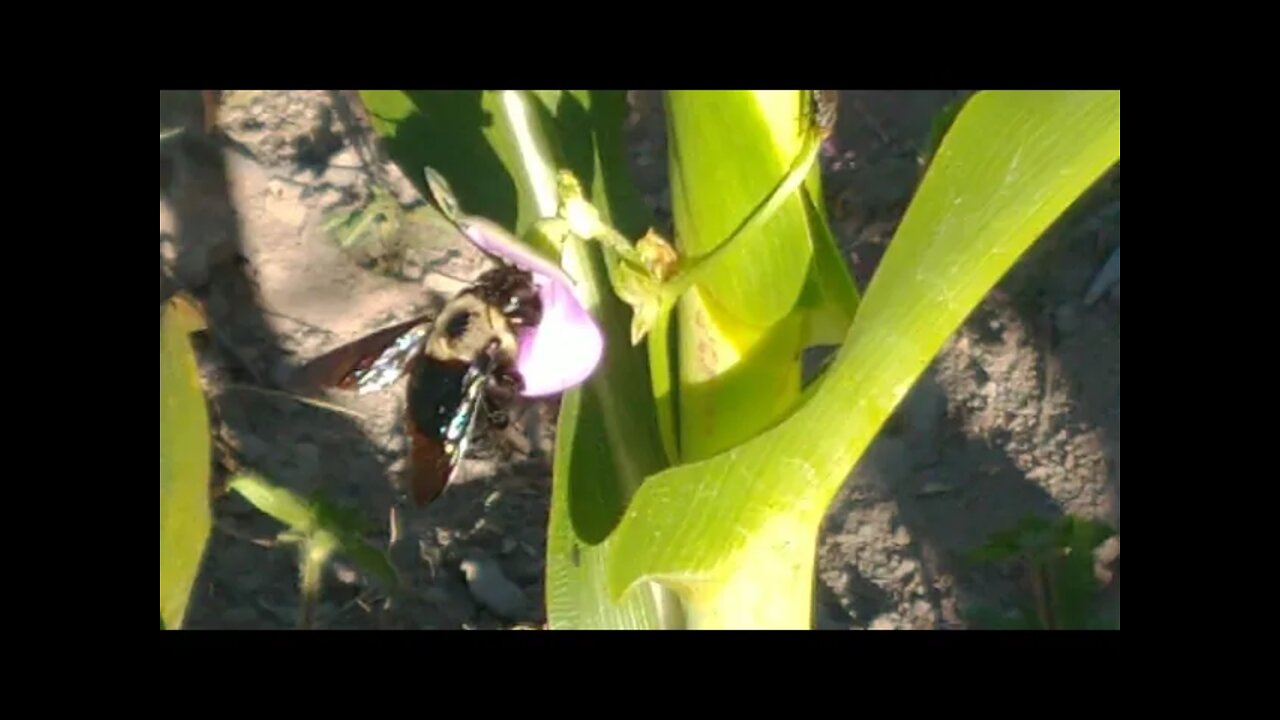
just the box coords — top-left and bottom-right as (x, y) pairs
(663, 91), (844, 462)
(228, 474), (399, 591)
(228, 474), (315, 531)
(665, 91), (817, 329)
(603, 90), (1120, 628)
(797, 190), (860, 347)
(159, 293), (212, 630)
(919, 94), (970, 170)
(1053, 516), (1116, 629)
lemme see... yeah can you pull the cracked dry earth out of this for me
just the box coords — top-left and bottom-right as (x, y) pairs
(160, 90), (1120, 630)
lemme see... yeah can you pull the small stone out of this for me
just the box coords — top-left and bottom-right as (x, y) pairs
(321, 149), (365, 187)
(331, 560), (359, 585)
(316, 187), (346, 210)
(291, 166), (318, 184)
(397, 258), (425, 282)
(1054, 303), (1082, 336)
(1093, 535), (1120, 585)
(911, 600), (937, 626)
(892, 526), (912, 547)
(894, 559), (918, 581)
(328, 147), (360, 168)
(160, 234), (179, 265)
(868, 615), (898, 630)
(459, 556), (527, 620)
(916, 481), (954, 498)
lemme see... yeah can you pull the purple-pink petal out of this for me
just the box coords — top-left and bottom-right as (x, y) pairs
(462, 223), (604, 396)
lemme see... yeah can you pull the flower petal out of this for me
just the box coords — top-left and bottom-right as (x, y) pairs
(461, 221), (604, 396)
(516, 279), (604, 396)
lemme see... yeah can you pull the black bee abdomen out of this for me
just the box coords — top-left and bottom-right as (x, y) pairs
(408, 356), (471, 438)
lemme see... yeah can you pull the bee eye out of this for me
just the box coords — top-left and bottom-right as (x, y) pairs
(445, 311), (471, 339)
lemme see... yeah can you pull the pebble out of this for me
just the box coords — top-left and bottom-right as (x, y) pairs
(916, 481), (955, 498)
(911, 600), (937, 625)
(331, 560), (359, 585)
(316, 187), (346, 210)
(868, 615), (898, 630)
(321, 148), (364, 187)
(1054, 303), (1082, 336)
(459, 556), (527, 620)
(892, 526), (912, 547)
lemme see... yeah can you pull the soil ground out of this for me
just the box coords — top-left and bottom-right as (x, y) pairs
(160, 90), (1120, 630)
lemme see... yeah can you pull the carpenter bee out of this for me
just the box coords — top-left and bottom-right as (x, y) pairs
(295, 263), (542, 506)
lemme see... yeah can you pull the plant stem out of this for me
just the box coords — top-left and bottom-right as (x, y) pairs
(298, 536), (336, 630)
(1029, 557), (1055, 630)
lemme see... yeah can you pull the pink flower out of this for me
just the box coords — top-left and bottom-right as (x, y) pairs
(461, 221), (604, 397)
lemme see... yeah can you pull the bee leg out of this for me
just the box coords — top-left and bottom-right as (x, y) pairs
(479, 366), (531, 458)
(486, 407), (511, 430)
(483, 369), (521, 429)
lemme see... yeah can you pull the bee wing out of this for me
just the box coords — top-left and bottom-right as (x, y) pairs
(404, 358), (492, 506)
(292, 313), (435, 394)
(404, 419), (454, 506)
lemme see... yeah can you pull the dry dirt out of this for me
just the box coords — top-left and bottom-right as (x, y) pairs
(160, 90), (1120, 630)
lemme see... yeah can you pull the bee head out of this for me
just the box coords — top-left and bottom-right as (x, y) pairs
(426, 292), (520, 365)
(473, 265), (543, 329)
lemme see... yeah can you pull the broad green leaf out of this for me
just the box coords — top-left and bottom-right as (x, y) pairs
(605, 90), (1120, 628)
(665, 91), (817, 330)
(159, 293), (212, 630)
(798, 190), (860, 346)
(663, 91), (846, 462)
(357, 90), (676, 627)
(919, 94), (970, 169)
